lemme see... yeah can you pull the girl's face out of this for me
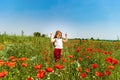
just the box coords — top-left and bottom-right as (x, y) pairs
(56, 33), (62, 38)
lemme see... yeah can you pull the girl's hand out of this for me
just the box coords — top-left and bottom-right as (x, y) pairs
(65, 32), (67, 37)
(50, 32), (52, 36)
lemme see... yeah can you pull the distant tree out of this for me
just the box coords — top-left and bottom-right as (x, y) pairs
(41, 34), (46, 37)
(97, 38), (100, 41)
(33, 32), (41, 37)
(90, 37), (94, 40)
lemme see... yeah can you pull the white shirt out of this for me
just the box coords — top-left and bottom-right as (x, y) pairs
(54, 38), (63, 49)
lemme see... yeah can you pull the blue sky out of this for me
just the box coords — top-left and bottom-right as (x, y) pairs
(0, 0), (120, 40)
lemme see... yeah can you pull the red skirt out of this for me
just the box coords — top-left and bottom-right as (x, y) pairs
(54, 48), (62, 62)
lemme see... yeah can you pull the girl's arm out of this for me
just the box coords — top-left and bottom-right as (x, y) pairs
(50, 32), (55, 42)
(63, 33), (68, 42)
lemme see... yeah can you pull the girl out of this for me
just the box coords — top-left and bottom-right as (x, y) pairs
(50, 30), (68, 62)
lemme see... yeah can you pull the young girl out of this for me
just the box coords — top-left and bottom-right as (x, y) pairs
(50, 30), (68, 62)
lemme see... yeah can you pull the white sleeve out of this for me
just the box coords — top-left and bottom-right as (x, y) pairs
(51, 38), (55, 42)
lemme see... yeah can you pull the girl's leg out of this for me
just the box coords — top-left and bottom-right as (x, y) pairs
(54, 49), (61, 62)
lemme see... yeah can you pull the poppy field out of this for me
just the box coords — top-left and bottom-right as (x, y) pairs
(0, 34), (120, 80)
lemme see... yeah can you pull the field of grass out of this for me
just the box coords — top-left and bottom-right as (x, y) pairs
(0, 34), (120, 80)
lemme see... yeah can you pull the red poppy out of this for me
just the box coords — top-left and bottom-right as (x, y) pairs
(21, 63), (28, 67)
(0, 71), (7, 78)
(112, 59), (118, 65)
(27, 77), (32, 80)
(105, 57), (113, 64)
(76, 46), (80, 53)
(77, 67), (82, 72)
(19, 57), (28, 62)
(86, 56), (91, 59)
(104, 70), (111, 76)
(91, 63), (98, 69)
(103, 51), (109, 55)
(62, 57), (68, 62)
(9, 56), (15, 60)
(78, 57), (83, 61)
(45, 67), (53, 73)
(85, 68), (90, 73)
(36, 70), (45, 79)
(68, 55), (74, 59)
(76, 48), (80, 53)
(43, 51), (48, 55)
(80, 73), (87, 78)
(34, 64), (42, 70)
(108, 65), (114, 70)
(95, 71), (103, 77)
(5, 61), (16, 68)
(86, 48), (94, 53)
(54, 64), (64, 70)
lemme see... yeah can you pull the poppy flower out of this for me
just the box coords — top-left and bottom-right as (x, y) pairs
(108, 65), (114, 70)
(34, 64), (42, 70)
(5, 61), (16, 68)
(80, 73), (87, 78)
(0, 71), (7, 78)
(91, 63), (98, 69)
(104, 70), (111, 76)
(85, 68), (90, 73)
(105, 57), (113, 64)
(36, 70), (45, 79)
(95, 71), (103, 77)
(21, 63), (28, 67)
(112, 59), (118, 65)
(54, 64), (64, 70)
(19, 57), (28, 62)
(27, 77), (32, 80)
(77, 67), (82, 72)
(45, 67), (53, 73)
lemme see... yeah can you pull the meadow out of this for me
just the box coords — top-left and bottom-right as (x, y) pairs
(0, 34), (120, 80)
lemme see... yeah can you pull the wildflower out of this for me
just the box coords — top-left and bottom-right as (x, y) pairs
(80, 73), (87, 78)
(112, 59), (118, 65)
(9, 56), (15, 60)
(0, 71), (7, 78)
(103, 51), (109, 55)
(5, 61), (16, 68)
(86, 56), (91, 59)
(19, 57), (28, 62)
(21, 63), (28, 67)
(78, 57), (83, 61)
(85, 68), (90, 73)
(76, 46), (80, 53)
(54, 64), (64, 70)
(36, 70), (45, 79)
(77, 67), (82, 72)
(76, 48), (80, 53)
(104, 70), (111, 76)
(68, 55), (74, 59)
(34, 64), (42, 70)
(91, 63), (98, 69)
(62, 57), (68, 62)
(95, 71), (103, 78)
(45, 67), (53, 73)
(27, 77), (32, 80)
(108, 65), (114, 70)
(105, 57), (113, 64)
